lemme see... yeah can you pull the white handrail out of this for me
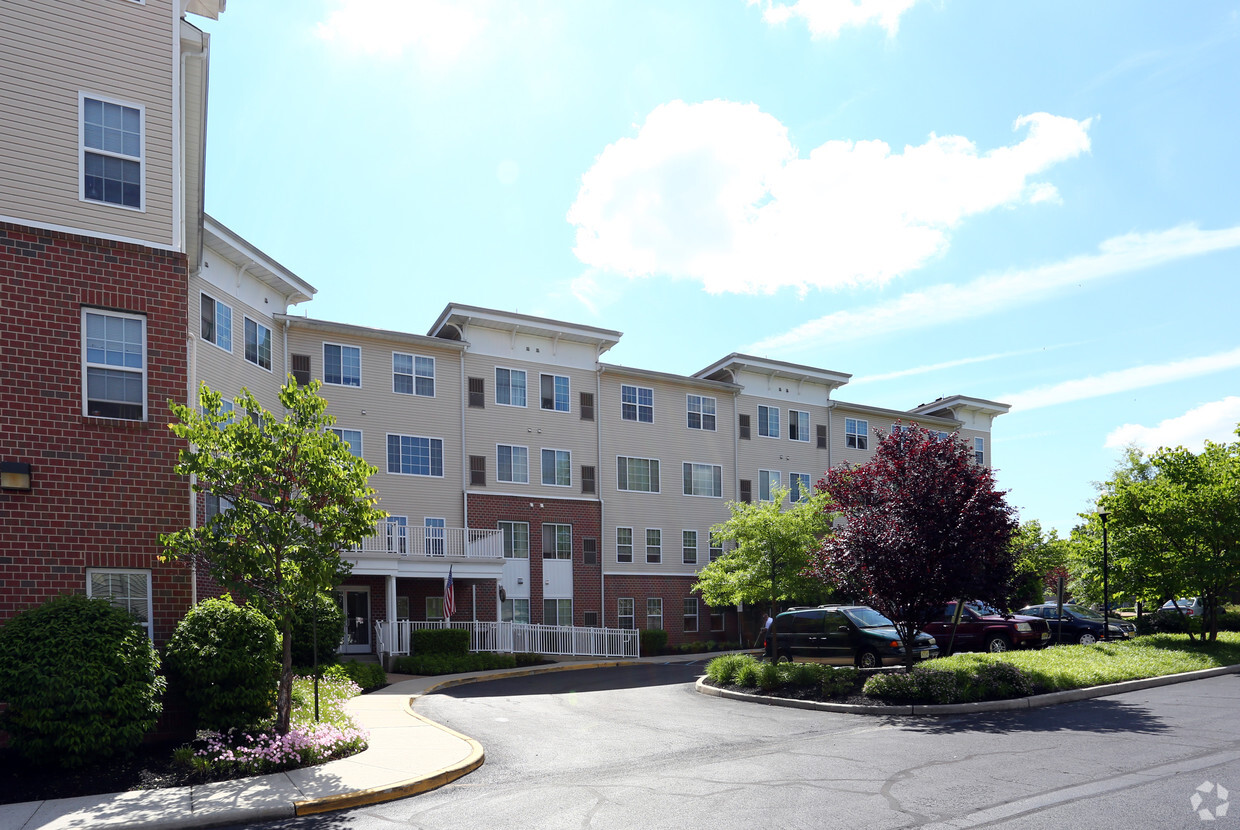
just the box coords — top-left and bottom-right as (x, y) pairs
(376, 620), (640, 658)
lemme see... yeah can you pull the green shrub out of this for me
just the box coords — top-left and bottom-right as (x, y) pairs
(821, 666), (861, 698)
(411, 627), (470, 656)
(640, 628), (669, 656)
(165, 595), (280, 731)
(733, 660), (760, 688)
(1135, 609), (1193, 635)
(973, 661), (1033, 700)
(0, 594), (165, 768)
(332, 660), (386, 691)
(705, 653), (753, 685)
(862, 660), (1034, 704)
(287, 592), (346, 667)
(783, 661), (825, 687)
(390, 652), (517, 675)
(515, 652), (546, 667)
(1216, 611), (1240, 632)
(758, 660), (782, 690)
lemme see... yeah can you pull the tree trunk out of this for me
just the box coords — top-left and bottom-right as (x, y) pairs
(275, 619), (294, 734)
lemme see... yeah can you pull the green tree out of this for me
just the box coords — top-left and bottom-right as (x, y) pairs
(1009, 520), (1071, 608)
(160, 379), (386, 733)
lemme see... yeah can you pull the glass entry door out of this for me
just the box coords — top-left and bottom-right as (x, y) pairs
(337, 587), (371, 654)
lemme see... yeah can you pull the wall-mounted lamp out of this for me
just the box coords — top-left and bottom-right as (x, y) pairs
(1, 462), (32, 491)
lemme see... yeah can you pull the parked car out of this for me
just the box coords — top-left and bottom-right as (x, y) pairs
(1160, 597), (1205, 616)
(773, 605), (938, 668)
(922, 602), (1050, 654)
(1017, 603), (1132, 644)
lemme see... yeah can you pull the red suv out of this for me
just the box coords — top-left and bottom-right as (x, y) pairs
(921, 602), (1050, 654)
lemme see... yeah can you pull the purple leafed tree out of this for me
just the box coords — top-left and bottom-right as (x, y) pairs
(810, 422), (1019, 666)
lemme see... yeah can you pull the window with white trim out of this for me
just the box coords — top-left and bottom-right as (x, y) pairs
(757, 405), (780, 438)
(682, 462), (722, 498)
(759, 469), (781, 502)
(683, 598), (699, 633)
(621, 384), (653, 423)
(501, 598), (530, 623)
(618, 597), (635, 629)
(616, 527), (633, 563)
(789, 409), (809, 442)
(240, 318), (271, 371)
(426, 596), (444, 621)
(87, 569), (152, 639)
(646, 529), (662, 564)
(81, 95), (143, 209)
(425, 517), (445, 556)
(617, 456), (660, 493)
(790, 472), (811, 502)
(682, 530), (698, 564)
(387, 434), (444, 476)
(330, 428), (362, 458)
(83, 308), (146, 420)
(393, 353), (434, 397)
(542, 523), (572, 560)
(324, 343), (359, 386)
(975, 437), (985, 465)
(385, 516), (407, 554)
(687, 394), (716, 430)
(544, 598), (572, 626)
(497, 444), (529, 483)
(496, 367), (526, 406)
(499, 521), (529, 559)
(646, 597), (663, 629)
(540, 374), (570, 412)
(709, 534), (724, 562)
(541, 448), (571, 487)
(845, 418), (868, 450)
(200, 294), (232, 352)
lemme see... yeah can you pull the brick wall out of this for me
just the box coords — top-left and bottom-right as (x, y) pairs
(0, 221), (191, 643)
(604, 574), (740, 646)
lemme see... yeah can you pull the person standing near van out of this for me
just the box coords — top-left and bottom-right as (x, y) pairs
(756, 611), (774, 658)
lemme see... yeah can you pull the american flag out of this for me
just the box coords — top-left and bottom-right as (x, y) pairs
(444, 565), (455, 619)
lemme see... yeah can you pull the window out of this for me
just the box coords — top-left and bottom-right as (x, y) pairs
(200, 294), (232, 352)
(739, 413), (751, 440)
(583, 611), (599, 627)
(81, 95), (142, 209)
(683, 598), (699, 633)
(739, 479), (752, 503)
(789, 410), (809, 442)
(324, 343), (359, 386)
(617, 456), (660, 493)
(469, 454), (486, 486)
(975, 437), (985, 465)
(502, 598), (530, 624)
(687, 395), (716, 430)
(646, 529), (661, 564)
(468, 377), (485, 408)
(647, 597), (663, 629)
(891, 423), (906, 437)
(845, 418), (868, 450)
(580, 392), (594, 420)
(757, 405), (780, 438)
(540, 374), (570, 412)
(204, 493), (234, 521)
(616, 527), (633, 563)
(710, 607), (725, 631)
(497, 445), (529, 483)
(621, 384), (653, 422)
(330, 428), (362, 458)
(387, 435), (444, 477)
(759, 469), (781, 502)
(581, 465), (596, 494)
(544, 598), (572, 626)
(542, 523), (572, 560)
(682, 530), (698, 565)
(709, 535), (724, 562)
(496, 367), (526, 406)
(87, 569), (152, 639)
(426, 596), (444, 621)
(394, 353), (434, 397)
(385, 516), (408, 554)
(83, 309), (145, 420)
(291, 353), (311, 386)
(541, 448), (571, 487)
(790, 472), (811, 502)
(583, 537), (598, 565)
(499, 521), (529, 559)
(244, 318), (272, 371)
(682, 462), (722, 498)
(618, 598), (635, 629)
(425, 518), (445, 556)
(817, 424), (827, 448)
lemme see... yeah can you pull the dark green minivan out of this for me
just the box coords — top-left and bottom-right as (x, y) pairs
(773, 605), (939, 668)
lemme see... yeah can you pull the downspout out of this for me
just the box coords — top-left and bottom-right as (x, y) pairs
(459, 347), (467, 536)
(187, 310), (198, 606)
(281, 317), (289, 379)
(596, 362), (605, 628)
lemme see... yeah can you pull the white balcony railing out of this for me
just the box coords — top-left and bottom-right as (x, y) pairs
(376, 620), (640, 659)
(351, 524), (503, 559)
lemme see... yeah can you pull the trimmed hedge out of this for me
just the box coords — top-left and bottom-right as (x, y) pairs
(390, 652), (517, 676)
(322, 660), (387, 691)
(640, 628), (668, 656)
(411, 627), (470, 656)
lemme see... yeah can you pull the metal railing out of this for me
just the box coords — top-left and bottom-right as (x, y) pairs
(377, 620), (640, 659)
(350, 524), (503, 558)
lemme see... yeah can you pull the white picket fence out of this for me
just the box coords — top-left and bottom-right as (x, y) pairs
(375, 620), (640, 659)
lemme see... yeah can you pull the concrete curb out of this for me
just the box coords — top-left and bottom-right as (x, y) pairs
(695, 661), (1240, 715)
(412, 659), (648, 698)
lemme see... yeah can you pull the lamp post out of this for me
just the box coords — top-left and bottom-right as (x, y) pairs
(1097, 502), (1110, 642)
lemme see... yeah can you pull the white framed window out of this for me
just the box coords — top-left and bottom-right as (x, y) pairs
(496, 367), (527, 407)
(617, 456), (660, 493)
(682, 462), (722, 498)
(683, 598), (699, 633)
(499, 521), (530, 559)
(204, 493), (234, 521)
(200, 293), (232, 352)
(687, 394), (716, 430)
(757, 405), (780, 438)
(393, 353), (434, 397)
(759, 469), (781, 502)
(646, 528), (662, 564)
(385, 516), (408, 554)
(502, 598), (530, 623)
(616, 527), (633, 563)
(426, 596), (445, 621)
(542, 523), (572, 560)
(937, 430), (951, 441)
(621, 384), (653, 423)
(975, 437), (985, 465)
(241, 317), (271, 371)
(544, 598), (572, 626)
(497, 444), (529, 483)
(845, 418), (868, 450)
(387, 434), (444, 476)
(646, 597), (663, 629)
(540, 374), (570, 412)
(330, 428), (362, 458)
(618, 597), (635, 629)
(80, 93), (143, 210)
(324, 343), (360, 386)
(425, 517), (446, 556)
(682, 530), (698, 565)
(790, 472), (811, 502)
(789, 409), (809, 442)
(82, 308), (146, 420)
(87, 568), (152, 640)
(709, 534), (724, 562)
(541, 448), (571, 487)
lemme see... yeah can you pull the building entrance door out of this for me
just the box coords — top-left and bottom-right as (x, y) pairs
(337, 587), (371, 654)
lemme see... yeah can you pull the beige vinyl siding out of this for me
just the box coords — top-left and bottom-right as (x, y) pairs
(190, 275), (288, 414)
(0, 0), (176, 247)
(735, 392), (833, 507)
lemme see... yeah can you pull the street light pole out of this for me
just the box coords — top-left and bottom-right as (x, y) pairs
(1097, 503), (1110, 642)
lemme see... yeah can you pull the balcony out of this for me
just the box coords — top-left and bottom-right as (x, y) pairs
(350, 523), (503, 559)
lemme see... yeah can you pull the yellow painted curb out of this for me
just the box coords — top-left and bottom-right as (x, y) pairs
(415, 659), (646, 698)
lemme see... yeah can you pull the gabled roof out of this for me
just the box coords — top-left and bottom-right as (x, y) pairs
(694, 353), (851, 390)
(275, 314), (466, 352)
(203, 215), (316, 305)
(428, 303), (622, 353)
(910, 395), (1011, 419)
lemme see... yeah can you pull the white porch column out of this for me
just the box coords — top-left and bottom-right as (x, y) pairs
(385, 574), (397, 662)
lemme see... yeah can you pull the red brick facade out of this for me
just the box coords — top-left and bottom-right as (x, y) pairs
(604, 574), (741, 646)
(0, 221), (192, 643)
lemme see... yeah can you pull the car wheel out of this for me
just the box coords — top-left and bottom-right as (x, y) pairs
(984, 635), (1009, 653)
(1078, 632), (1097, 646)
(856, 649), (881, 669)
(777, 651), (792, 663)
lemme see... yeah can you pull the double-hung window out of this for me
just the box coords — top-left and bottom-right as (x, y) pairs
(789, 410), (809, 442)
(542, 523), (572, 560)
(242, 318), (272, 371)
(330, 428), (362, 458)
(541, 448), (571, 487)
(975, 437), (985, 465)
(683, 598), (699, 633)
(709, 535), (724, 562)
(497, 445), (529, 483)
(757, 405), (780, 438)
(845, 418), (868, 450)
(646, 598), (663, 629)
(540, 374), (570, 412)
(81, 95), (142, 209)
(618, 598), (635, 629)
(687, 394), (716, 430)
(544, 598), (572, 625)
(682, 462), (722, 498)
(621, 384), (653, 423)
(393, 353), (434, 396)
(324, 343), (360, 386)
(499, 521), (530, 559)
(502, 598), (530, 623)
(617, 456), (660, 493)
(616, 527), (633, 563)
(790, 472), (811, 502)
(682, 530), (698, 564)
(87, 569), (152, 640)
(496, 367), (527, 406)
(200, 294), (232, 352)
(387, 434), (444, 476)
(83, 308), (146, 420)
(759, 469), (781, 502)
(646, 529), (662, 564)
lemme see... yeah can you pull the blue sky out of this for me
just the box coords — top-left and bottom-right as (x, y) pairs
(197, 1), (1240, 536)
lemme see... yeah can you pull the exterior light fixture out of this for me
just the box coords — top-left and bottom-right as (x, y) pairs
(1, 462), (32, 491)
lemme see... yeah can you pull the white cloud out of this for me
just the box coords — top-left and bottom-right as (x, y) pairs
(568, 101), (1092, 295)
(748, 223), (1240, 353)
(751, 0), (923, 38)
(315, 0), (485, 61)
(1105, 397), (1240, 453)
(850, 345), (1080, 385)
(1004, 348), (1240, 413)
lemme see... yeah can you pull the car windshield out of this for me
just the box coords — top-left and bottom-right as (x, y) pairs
(842, 607), (895, 628)
(967, 602), (999, 616)
(1068, 605), (1104, 621)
